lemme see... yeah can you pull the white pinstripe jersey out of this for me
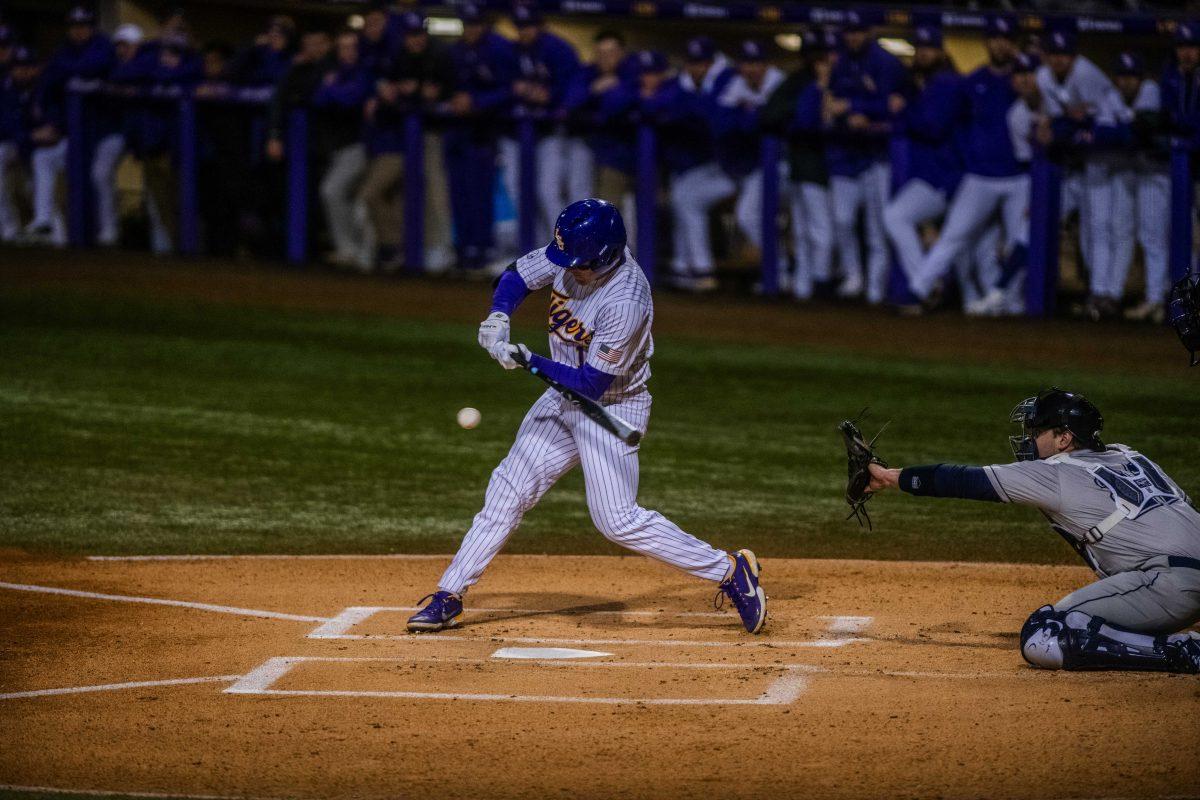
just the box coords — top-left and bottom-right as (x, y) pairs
(516, 245), (653, 404)
(1036, 56), (1118, 125)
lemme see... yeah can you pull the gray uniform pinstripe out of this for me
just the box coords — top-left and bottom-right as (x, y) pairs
(983, 446), (1200, 634)
(438, 247), (731, 594)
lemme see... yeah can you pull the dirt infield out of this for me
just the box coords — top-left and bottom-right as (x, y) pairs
(1, 552), (1196, 800)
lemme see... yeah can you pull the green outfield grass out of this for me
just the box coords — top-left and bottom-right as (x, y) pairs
(1, 285), (1195, 564)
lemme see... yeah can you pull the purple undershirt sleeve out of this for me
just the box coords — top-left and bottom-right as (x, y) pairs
(490, 268), (531, 316)
(528, 354), (616, 401)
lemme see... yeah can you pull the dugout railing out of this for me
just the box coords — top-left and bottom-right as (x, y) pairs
(62, 9), (1198, 316)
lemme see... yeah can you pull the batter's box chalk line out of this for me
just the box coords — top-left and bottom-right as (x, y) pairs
(0, 583), (871, 648)
(0, 675), (242, 701)
(307, 607), (874, 648)
(224, 655), (818, 706)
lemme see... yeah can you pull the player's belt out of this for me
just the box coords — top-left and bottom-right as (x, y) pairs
(1166, 556), (1200, 571)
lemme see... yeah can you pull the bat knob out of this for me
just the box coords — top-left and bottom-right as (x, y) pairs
(626, 431), (642, 446)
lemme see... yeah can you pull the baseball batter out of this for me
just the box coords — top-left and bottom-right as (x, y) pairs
(407, 198), (767, 635)
(867, 389), (1200, 673)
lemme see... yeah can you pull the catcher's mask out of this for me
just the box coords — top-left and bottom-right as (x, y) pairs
(1009, 388), (1105, 461)
(1168, 273), (1200, 366)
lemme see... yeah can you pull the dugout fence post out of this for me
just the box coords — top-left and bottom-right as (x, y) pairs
(404, 112), (425, 272)
(759, 135), (781, 297)
(176, 93), (199, 256)
(285, 108), (308, 265)
(635, 123), (657, 286)
(1170, 143), (1193, 281)
(517, 116), (536, 255)
(66, 89), (89, 247)
(1025, 151), (1062, 317)
(886, 136), (918, 306)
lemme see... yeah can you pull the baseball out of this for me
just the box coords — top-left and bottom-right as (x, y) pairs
(457, 407), (481, 429)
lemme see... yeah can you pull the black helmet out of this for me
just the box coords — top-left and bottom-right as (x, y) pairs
(1167, 273), (1200, 367)
(1009, 388), (1104, 461)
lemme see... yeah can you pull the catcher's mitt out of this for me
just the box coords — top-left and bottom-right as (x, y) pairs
(839, 411), (889, 530)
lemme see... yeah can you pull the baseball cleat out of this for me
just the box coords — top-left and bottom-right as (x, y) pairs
(406, 591), (463, 633)
(1168, 635), (1200, 674)
(716, 549), (767, 634)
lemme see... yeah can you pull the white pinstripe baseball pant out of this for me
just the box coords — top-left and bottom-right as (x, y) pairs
(909, 173), (1029, 299)
(830, 162), (891, 304)
(0, 141), (21, 242)
(29, 139), (68, 245)
(439, 389), (731, 594)
(1109, 166), (1170, 304)
(883, 179), (1002, 308)
(788, 180), (834, 298)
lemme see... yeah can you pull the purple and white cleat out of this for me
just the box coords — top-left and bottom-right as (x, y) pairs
(717, 549), (767, 634)
(406, 590), (463, 633)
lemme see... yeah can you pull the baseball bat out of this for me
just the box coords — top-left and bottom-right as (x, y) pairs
(513, 350), (642, 446)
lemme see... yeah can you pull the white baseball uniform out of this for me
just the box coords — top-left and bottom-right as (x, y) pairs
(670, 55), (737, 280)
(883, 179), (1003, 309)
(788, 180), (834, 298)
(717, 66), (786, 250)
(1037, 57), (1120, 300)
(830, 161), (891, 302)
(91, 133), (125, 246)
(438, 246), (731, 595)
(0, 141), (21, 242)
(1106, 80), (1170, 304)
(909, 96), (1035, 300)
(27, 139), (68, 245)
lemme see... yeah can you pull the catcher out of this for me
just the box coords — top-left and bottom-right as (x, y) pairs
(842, 389), (1200, 674)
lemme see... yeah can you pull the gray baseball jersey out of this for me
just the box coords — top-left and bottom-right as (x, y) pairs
(516, 246), (652, 404)
(983, 445), (1200, 577)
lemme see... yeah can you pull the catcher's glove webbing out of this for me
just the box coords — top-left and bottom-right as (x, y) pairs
(839, 411), (889, 530)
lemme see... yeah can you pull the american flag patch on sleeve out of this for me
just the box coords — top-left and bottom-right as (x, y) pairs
(596, 344), (623, 364)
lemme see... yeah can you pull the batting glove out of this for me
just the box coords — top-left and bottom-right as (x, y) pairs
(489, 341), (530, 370)
(478, 312), (510, 350)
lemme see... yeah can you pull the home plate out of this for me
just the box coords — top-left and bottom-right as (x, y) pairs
(492, 647), (612, 660)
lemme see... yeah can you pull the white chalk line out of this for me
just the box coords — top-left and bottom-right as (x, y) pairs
(225, 656), (811, 706)
(0, 783), (289, 799)
(0, 661), (1145, 704)
(0, 675), (241, 701)
(0, 582), (328, 623)
(315, 633), (869, 648)
(239, 654), (826, 671)
(224, 688), (800, 706)
(0, 584), (737, 627)
(306, 605), (729, 638)
(308, 607), (873, 647)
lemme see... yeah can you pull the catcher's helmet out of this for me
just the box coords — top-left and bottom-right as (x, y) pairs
(1009, 388), (1104, 461)
(1167, 273), (1200, 367)
(545, 198), (626, 273)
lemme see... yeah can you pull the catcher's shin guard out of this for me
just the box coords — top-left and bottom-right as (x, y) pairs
(1020, 606), (1198, 674)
